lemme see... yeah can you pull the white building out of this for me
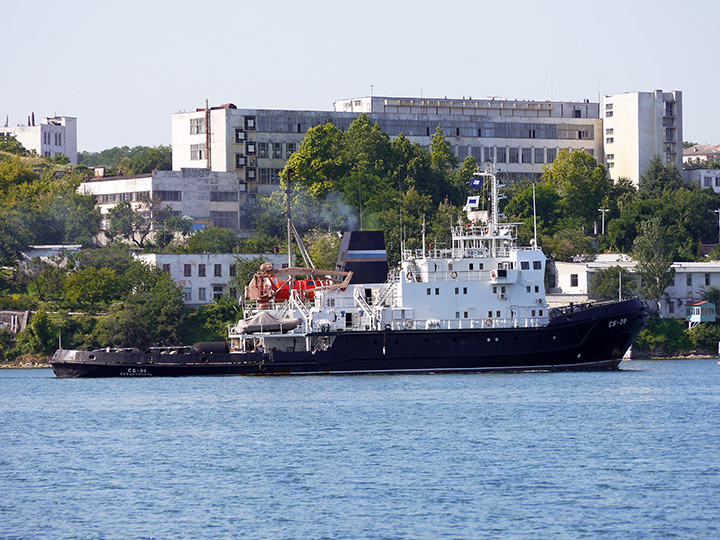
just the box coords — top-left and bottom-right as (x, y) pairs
(79, 168), (249, 234)
(172, 96), (603, 186)
(682, 168), (720, 192)
(552, 258), (720, 319)
(683, 144), (720, 165)
(136, 252), (286, 306)
(0, 115), (77, 164)
(602, 90), (682, 187)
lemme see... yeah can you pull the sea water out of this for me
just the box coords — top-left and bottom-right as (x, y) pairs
(1, 359), (719, 540)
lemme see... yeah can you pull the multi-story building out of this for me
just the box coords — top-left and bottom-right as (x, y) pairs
(602, 90), (682, 187)
(79, 168), (249, 234)
(171, 96), (603, 186)
(0, 115), (77, 164)
(135, 252), (286, 306)
(552, 258), (720, 319)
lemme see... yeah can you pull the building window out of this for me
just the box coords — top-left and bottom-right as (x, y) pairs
(190, 118), (205, 135)
(190, 143), (206, 160)
(509, 147), (519, 163)
(273, 142), (283, 158)
(534, 148), (544, 163)
(496, 147), (507, 163)
(547, 148), (557, 163)
(245, 117), (256, 130)
(198, 287), (206, 301)
(521, 261), (530, 270)
(286, 142), (296, 155)
(157, 190), (182, 201)
(213, 285), (224, 300)
(214, 264), (222, 277)
(183, 287), (192, 301)
(687, 274), (692, 286)
(235, 154), (246, 168)
(435, 288), (439, 295)
(258, 142), (268, 158)
(234, 129), (245, 143)
(184, 264), (191, 277)
(426, 288), (431, 295)
(533, 261), (542, 270)
(574, 109), (581, 118)
(570, 274), (578, 287)
(707, 274), (712, 286)
(210, 191), (238, 202)
(210, 211), (238, 229)
(606, 111), (613, 118)
(606, 128), (614, 135)
(246, 142), (256, 155)
(229, 264), (236, 277)
(198, 264), (206, 277)
(521, 148), (532, 164)
(162, 264), (171, 273)
(668, 300), (674, 314)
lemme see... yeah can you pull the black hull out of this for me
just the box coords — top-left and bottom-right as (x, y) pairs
(51, 298), (648, 378)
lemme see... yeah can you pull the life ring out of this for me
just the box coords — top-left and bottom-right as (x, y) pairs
(450, 271), (458, 279)
(490, 271), (496, 279)
(485, 319), (492, 327)
(405, 320), (414, 329)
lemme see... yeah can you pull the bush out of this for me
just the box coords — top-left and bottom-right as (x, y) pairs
(687, 323), (720, 354)
(634, 315), (692, 356)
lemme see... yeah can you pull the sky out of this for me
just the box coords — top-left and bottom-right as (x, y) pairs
(3, 0), (717, 152)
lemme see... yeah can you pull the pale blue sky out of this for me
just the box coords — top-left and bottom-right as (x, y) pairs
(4, 0), (716, 152)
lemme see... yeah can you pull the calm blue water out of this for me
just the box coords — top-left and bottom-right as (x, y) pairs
(1, 359), (719, 540)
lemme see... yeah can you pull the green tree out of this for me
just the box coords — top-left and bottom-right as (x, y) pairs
(0, 135), (30, 156)
(633, 217), (674, 306)
(284, 123), (348, 198)
(229, 256), (266, 300)
(639, 155), (683, 197)
(93, 264), (188, 348)
(303, 228), (341, 270)
(589, 266), (637, 301)
(63, 267), (121, 310)
(14, 309), (58, 357)
(184, 226), (239, 253)
(106, 194), (174, 248)
(542, 149), (610, 226)
(542, 226), (596, 262)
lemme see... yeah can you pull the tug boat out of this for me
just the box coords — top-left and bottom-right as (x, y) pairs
(51, 169), (648, 378)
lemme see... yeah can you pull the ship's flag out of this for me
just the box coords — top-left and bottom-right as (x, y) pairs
(469, 176), (483, 189)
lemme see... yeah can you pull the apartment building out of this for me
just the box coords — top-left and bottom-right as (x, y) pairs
(79, 168), (248, 233)
(552, 258), (720, 319)
(136, 252), (286, 306)
(0, 115), (77, 164)
(602, 90), (682, 187)
(171, 96), (604, 187)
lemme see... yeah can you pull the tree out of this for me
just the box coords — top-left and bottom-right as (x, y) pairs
(284, 123), (348, 198)
(633, 217), (674, 306)
(639, 155), (683, 197)
(106, 194), (174, 248)
(184, 227), (239, 253)
(589, 266), (637, 301)
(303, 229), (341, 270)
(63, 267), (121, 310)
(229, 256), (266, 300)
(542, 149), (610, 226)
(14, 309), (58, 357)
(0, 135), (31, 156)
(542, 226), (596, 262)
(93, 264), (188, 348)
